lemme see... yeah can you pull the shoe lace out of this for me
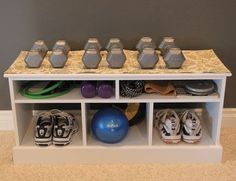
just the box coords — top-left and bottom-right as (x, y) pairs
(180, 110), (201, 135)
(154, 109), (180, 134)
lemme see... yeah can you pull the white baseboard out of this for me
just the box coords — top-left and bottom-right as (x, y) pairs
(0, 109), (236, 130)
(0, 110), (14, 130)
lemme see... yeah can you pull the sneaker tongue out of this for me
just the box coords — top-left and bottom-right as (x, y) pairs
(39, 117), (51, 126)
(57, 117), (69, 126)
(165, 118), (177, 132)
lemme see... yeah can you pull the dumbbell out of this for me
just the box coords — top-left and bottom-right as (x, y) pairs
(81, 81), (113, 98)
(106, 38), (126, 68)
(24, 40), (48, 68)
(49, 40), (70, 68)
(82, 38), (102, 69)
(158, 37), (185, 69)
(136, 37), (159, 69)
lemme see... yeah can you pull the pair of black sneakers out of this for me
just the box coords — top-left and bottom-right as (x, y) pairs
(34, 109), (78, 146)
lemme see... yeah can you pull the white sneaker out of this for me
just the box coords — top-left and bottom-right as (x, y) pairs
(179, 110), (202, 143)
(154, 109), (181, 144)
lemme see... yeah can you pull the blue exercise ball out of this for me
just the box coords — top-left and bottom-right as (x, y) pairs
(91, 107), (129, 144)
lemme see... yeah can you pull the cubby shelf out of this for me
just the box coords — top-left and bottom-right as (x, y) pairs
(4, 50), (231, 164)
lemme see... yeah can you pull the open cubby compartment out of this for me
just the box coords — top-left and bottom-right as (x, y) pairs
(152, 102), (222, 146)
(15, 103), (83, 147)
(84, 103), (150, 147)
(119, 79), (222, 102)
(12, 80), (116, 103)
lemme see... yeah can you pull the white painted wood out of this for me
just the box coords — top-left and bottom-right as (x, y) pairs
(115, 80), (119, 99)
(14, 87), (220, 104)
(4, 72), (231, 80)
(215, 78), (227, 144)
(81, 103), (87, 146)
(14, 104), (33, 145)
(146, 103), (154, 146)
(13, 145), (222, 164)
(0, 111), (14, 130)
(5, 70), (231, 163)
(8, 79), (20, 145)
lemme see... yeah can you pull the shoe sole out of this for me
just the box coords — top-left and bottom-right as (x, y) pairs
(183, 138), (201, 144)
(161, 138), (181, 144)
(159, 130), (181, 144)
(35, 137), (52, 146)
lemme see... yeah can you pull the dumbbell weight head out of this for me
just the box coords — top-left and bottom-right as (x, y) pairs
(25, 40), (48, 68)
(49, 40), (70, 68)
(105, 38), (124, 51)
(49, 49), (68, 68)
(82, 49), (102, 69)
(107, 48), (126, 68)
(138, 48), (159, 69)
(163, 48), (185, 69)
(158, 37), (177, 56)
(24, 50), (45, 68)
(136, 37), (156, 53)
(31, 40), (48, 53)
(52, 40), (70, 55)
(84, 38), (102, 51)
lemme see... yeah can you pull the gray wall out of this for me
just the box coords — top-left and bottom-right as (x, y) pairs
(0, 0), (235, 110)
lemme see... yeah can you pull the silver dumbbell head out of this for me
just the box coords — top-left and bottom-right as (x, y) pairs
(53, 40), (70, 55)
(84, 38), (102, 51)
(159, 37), (177, 55)
(138, 48), (159, 69)
(31, 40), (48, 53)
(136, 37), (156, 52)
(82, 49), (102, 69)
(25, 50), (44, 68)
(107, 48), (126, 68)
(163, 48), (185, 69)
(105, 38), (124, 51)
(49, 49), (68, 68)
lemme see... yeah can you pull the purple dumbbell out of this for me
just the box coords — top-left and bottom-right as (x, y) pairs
(80, 81), (96, 98)
(97, 82), (113, 98)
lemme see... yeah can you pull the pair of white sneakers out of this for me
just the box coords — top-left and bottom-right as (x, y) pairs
(154, 109), (202, 144)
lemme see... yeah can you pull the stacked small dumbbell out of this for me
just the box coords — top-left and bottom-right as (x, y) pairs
(49, 40), (70, 68)
(158, 37), (185, 69)
(24, 40), (48, 68)
(105, 38), (126, 68)
(82, 38), (102, 69)
(136, 37), (159, 69)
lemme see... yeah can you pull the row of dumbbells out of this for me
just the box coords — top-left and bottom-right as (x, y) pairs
(24, 39), (126, 69)
(137, 37), (185, 69)
(24, 37), (185, 69)
(82, 38), (126, 69)
(25, 40), (70, 68)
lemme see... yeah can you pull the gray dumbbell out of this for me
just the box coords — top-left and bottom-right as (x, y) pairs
(49, 40), (70, 68)
(24, 40), (48, 68)
(105, 38), (124, 51)
(136, 37), (159, 69)
(82, 38), (102, 69)
(159, 37), (185, 68)
(106, 38), (126, 68)
(158, 37), (177, 56)
(163, 48), (185, 69)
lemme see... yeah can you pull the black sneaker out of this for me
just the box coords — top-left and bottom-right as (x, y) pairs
(34, 111), (54, 146)
(51, 110), (79, 146)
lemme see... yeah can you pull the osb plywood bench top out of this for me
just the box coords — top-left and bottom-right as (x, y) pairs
(4, 49), (231, 77)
